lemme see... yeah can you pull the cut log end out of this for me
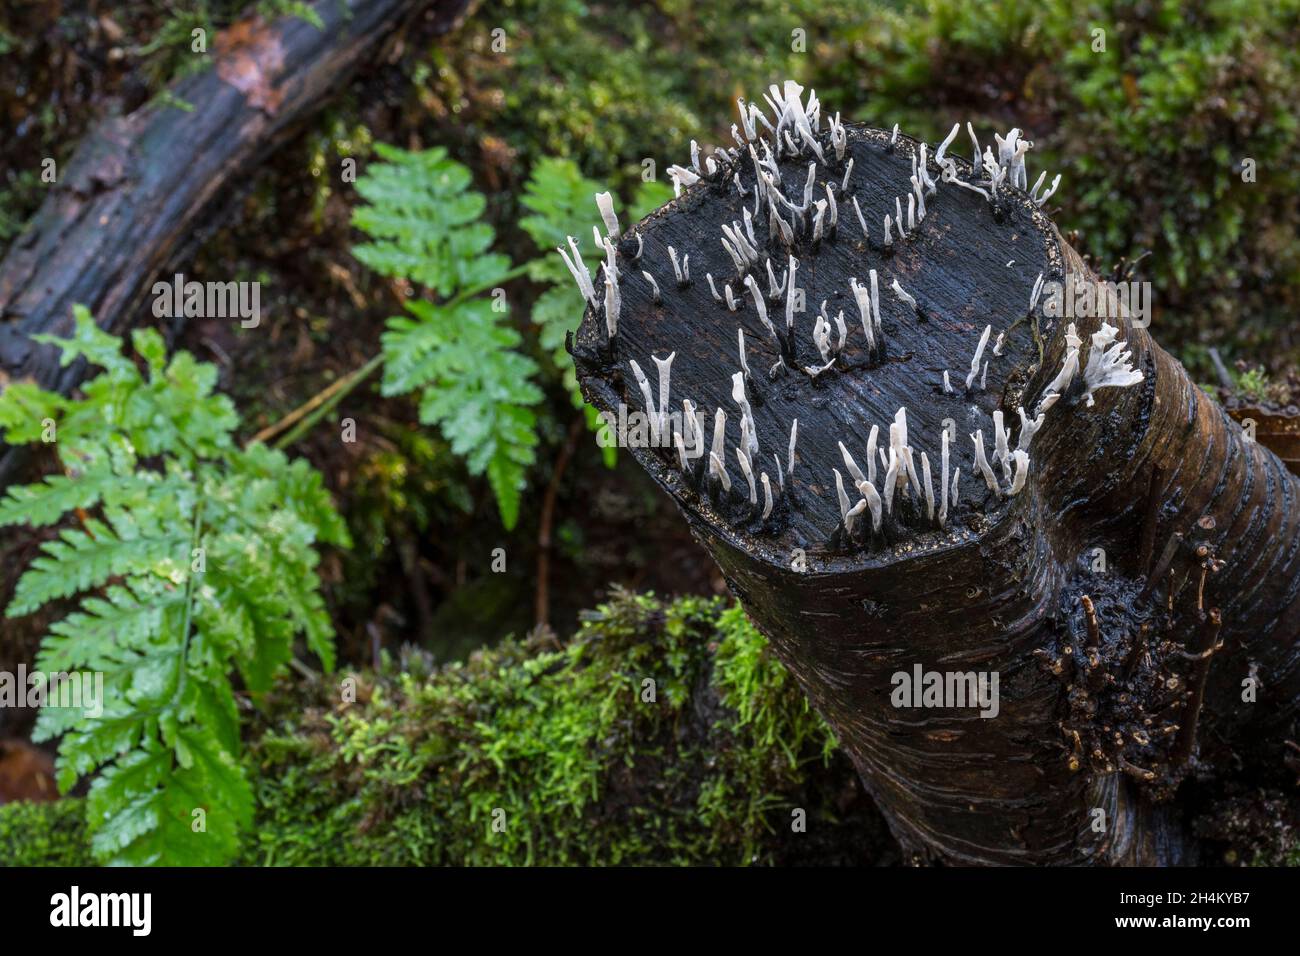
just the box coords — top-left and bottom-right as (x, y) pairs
(576, 124), (1064, 572)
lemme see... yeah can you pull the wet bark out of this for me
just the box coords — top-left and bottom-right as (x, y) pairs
(573, 123), (1300, 865)
(0, 0), (473, 489)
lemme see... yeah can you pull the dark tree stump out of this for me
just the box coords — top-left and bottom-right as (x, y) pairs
(574, 107), (1300, 865)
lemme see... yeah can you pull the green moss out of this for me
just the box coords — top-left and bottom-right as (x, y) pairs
(1, 591), (879, 866)
(10, 590), (1294, 867)
(434, 0), (865, 191)
(0, 798), (93, 867)
(239, 590), (871, 865)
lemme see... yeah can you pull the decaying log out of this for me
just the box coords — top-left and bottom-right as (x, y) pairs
(0, 0), (472, 488)
(572, 89), (1300, 865)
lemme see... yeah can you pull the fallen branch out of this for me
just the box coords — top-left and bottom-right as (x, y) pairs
(0, 0), (473, 488)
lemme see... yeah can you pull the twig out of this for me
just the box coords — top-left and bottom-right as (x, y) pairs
(1123, 623), (1150, 677)
(247, 353), (381, 448)
(1118, 754), (1157, 782)
(536, 416), (585, 627)
(274, 353), (386, 450)
(1142, 531), (1183, 601)
(288, 656), (319, 681)
(1081, 594), (1100, 648)
(1208, 348), (1235, 391)
(248, 265), (532, 450)
(1173, 608), (1223, 766)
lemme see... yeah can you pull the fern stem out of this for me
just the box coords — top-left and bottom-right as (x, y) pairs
(444, 263), (532, 308)
(255, 263), (533, 451)
(175, 496), (206, 702)
(263, 265), (533, 450)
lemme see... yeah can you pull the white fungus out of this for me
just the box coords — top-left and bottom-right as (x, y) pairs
(965, 325), (992, 390)
(840, 441), (866, 485)
(852, 196), (869, 237)
(653, 352), (675, 443)
(971, 430), (1000, 498)
(1081, 322), (1143, 406)
(737, 446), (758, 504)
(559, 237), (596, 306)
(642, 270), (662, 305)
(629, 360), (657, 443)
(892, 279), (917, 312)
(1008, 450), (1030, 496)
(787, 419), (798, 477)
(595, 191), (620, 238)
(709, 451), (731, 492)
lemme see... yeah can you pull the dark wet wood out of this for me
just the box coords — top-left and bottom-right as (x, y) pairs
(0, 0), (472, 488)
(575, 123), (1300, 865)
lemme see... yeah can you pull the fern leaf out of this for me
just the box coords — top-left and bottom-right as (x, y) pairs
(31, 304), (132, 376)
(8, 520), (188, 617)
(6, 311), (347, 867)
(487, 448), (526, 530)
(352, 144), (511, 296)
(85, 732), (251, 866)
(0, 381), (66, 444)
(0, 469), (119, 528)
(380, 298), (542, 524)
(228, 443), (352, 548)
(38, 583), (180, 671)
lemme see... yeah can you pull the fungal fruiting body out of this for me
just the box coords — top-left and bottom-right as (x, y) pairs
(1081, 322), (1143, 405)
(595, 191), (620, 237)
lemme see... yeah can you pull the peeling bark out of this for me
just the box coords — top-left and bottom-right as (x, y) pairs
(573, 118), (1300, 865)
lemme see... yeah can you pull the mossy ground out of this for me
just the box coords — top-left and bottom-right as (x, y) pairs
(1, 591), (890, 866)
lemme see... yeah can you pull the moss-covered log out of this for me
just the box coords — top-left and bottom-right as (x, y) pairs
(5, 591), (1297, 867)
(571, 86), (1300, 865)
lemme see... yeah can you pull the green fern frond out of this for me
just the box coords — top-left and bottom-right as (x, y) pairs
(353, 147), (543, 529)
(31, 304), (134, 376)
(379, 298), (542, 528)
(351, 143), (512, 296)
(1, 310), (347, 866)
(8, 520), (188, 617)
(0, 463), (131, 528)
(25, 306), (238, 463)
(0, 381), (66, 443)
